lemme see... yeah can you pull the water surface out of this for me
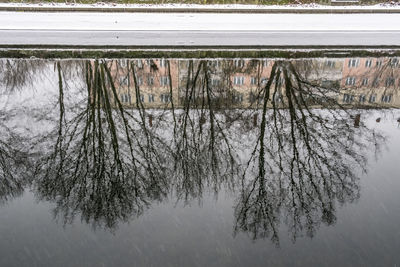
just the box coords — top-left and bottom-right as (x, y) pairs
(0, 56), (399, 267)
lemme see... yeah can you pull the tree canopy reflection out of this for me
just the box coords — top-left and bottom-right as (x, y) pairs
(0, 57), (394, 243)
(0, 116), (29, 203)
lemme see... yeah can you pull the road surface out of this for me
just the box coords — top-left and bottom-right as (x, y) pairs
(1, 12), (400, 46)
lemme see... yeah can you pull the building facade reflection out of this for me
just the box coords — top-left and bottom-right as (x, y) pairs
(107, 57), (400, 109)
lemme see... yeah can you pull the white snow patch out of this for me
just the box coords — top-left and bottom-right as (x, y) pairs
(0, 2), (400, 10)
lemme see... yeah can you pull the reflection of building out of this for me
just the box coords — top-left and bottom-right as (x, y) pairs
(304, 58), (344, 88)
(109, 59), (179, 108)
(177, 59), (273, 107)
(108, 57), (400, 109)
(340, 57), (400, 107)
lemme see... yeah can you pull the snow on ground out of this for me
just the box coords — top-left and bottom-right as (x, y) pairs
(0, 2), (400, 10)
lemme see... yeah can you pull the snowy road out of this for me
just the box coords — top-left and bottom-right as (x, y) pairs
(1, 12), (400, 46)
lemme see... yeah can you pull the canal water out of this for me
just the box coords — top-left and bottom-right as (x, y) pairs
(0, 56), (399, 266)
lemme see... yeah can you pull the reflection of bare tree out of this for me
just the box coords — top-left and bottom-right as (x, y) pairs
(0, 59), (84, 204)
(234, 60), (385, 245)
(171, 60), (241, 203)
(0, 59), (47, 203)
(34, 60), (170, 229)
(0, 114), (30, 203)
(0, 59), (47, 93)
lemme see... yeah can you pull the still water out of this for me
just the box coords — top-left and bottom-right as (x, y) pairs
(0, 56), (399, 266)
